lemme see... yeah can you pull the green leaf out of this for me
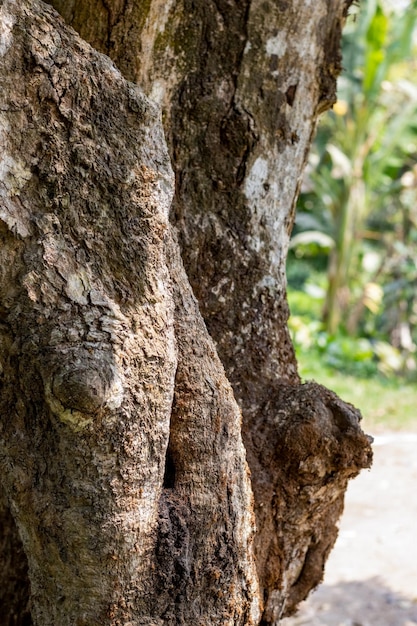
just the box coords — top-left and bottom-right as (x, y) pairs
(363, 4), (389, 98)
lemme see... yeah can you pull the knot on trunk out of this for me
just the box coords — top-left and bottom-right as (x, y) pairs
(52, 363), (108, 413)
(273, 382), (373, 479)
(43, 348), (124, 426)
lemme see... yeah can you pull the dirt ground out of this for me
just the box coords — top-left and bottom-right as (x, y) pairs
(281, 431), (417, 626)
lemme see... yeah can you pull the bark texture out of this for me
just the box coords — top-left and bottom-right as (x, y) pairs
(0, 2), (259, 623)
(0, 0), (373, 624)
(47, 0), (349, 390)
(0, 490), (31, 626)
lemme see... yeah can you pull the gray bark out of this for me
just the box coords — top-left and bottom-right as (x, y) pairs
(0, 1), (372, 624)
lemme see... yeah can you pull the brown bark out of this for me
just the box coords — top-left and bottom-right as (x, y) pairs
(0, 0), (372, 624)
(0, 2), (259, 622)
(0, 490), (31, 626)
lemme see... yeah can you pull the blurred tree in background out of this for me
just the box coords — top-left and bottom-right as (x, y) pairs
(289, 0), (417, 381)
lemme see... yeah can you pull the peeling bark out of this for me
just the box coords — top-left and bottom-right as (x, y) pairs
(0, 0), (372, 624)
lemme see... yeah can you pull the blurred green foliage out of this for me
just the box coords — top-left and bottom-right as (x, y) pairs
(295, 343), (417, 432)
(289, 0), (417, 383)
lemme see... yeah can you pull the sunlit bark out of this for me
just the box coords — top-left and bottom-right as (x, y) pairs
(0, 1), (372, 624)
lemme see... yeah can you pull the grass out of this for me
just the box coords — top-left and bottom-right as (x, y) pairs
(287, 286), (417, 433)
(297, 351), (417, 433)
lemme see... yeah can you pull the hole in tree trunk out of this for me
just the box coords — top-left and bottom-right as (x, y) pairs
(163, 443), (176, 489)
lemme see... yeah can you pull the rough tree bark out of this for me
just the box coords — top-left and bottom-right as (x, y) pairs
(0, 1), (372, 625)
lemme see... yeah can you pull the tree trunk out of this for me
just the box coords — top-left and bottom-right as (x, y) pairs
(0, 1), (372, 624)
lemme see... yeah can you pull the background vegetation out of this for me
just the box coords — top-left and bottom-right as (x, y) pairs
(288, 0), (417, 430)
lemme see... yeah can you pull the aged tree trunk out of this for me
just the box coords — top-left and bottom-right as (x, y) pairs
(0, 1), (372, 625)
